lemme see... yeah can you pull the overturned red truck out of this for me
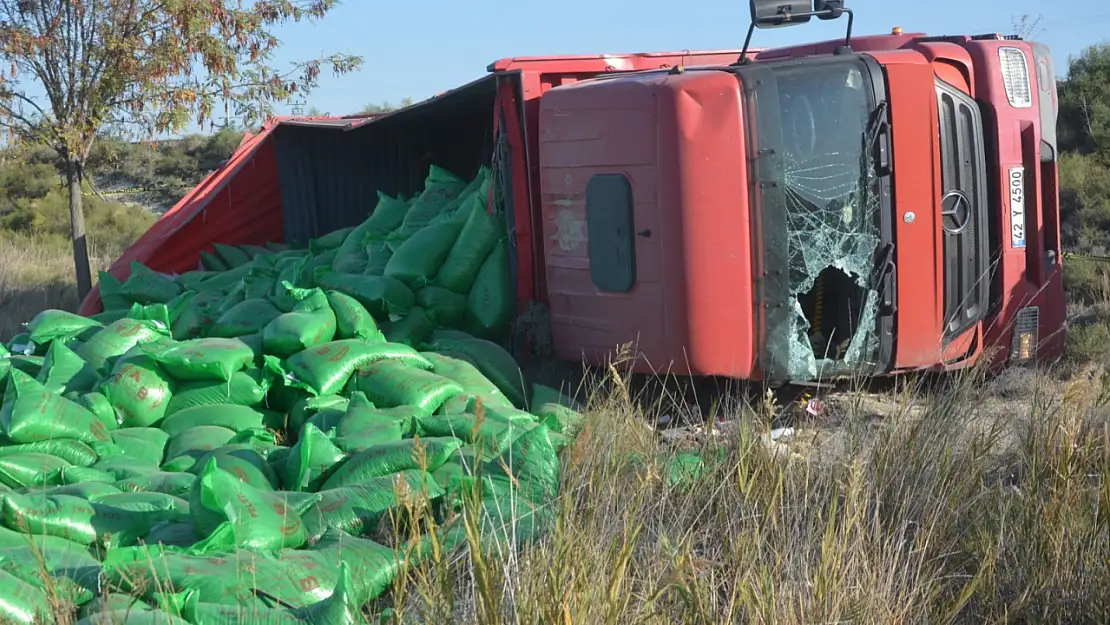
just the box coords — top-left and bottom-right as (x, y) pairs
(81, 0), (1065, 385)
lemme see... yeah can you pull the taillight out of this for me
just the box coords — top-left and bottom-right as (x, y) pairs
(1010, 306), (1040, 363)
(998, 47), (1033, 108)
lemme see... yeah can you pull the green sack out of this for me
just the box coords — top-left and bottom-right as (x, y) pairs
(99, 270), (131, 311)
(265, 340), (431, 397)
(190, 460), (316, 552)
(200, 250), (229, 271)
(382, 306), (435, 347)
(116, 472), (196, 498)
(111, 428), (170, 466)
(118, 261), (183, 305)
(193, 263), (251, 293)
(37, 340), (99, 394)
(348, 359), (463, 418)
(320, 437), (463, 489)
(287, 394), (349, 435)
(209, 299), (283, 338)
(77, 317), (171, 374)
(314, 272), (415, 319)
(434, 181), (503, 294)
(333, 216), (383, 274)
(263, 284), (337, 357)
(431, 166), (489, 227)
(416, 286), (467, 328)
(105, 529), (397, 609)
(300, 470), (443, 540)
(176, 271), (218, 291)
(325, 392), (416, 440)
(46, 465), (122, 487)
(185, 446), (280, 491)
(163, 426), (238, 463)
(295, 249), (338, 289)
(363, 191), (411, 238)
(395, 165), (469, 238)
(214, 242), (252, 268)
(27, 309), (103, 345)
(465, 239), (513, 340)
(0, 547), (99, 608)
(126, 301), (173, 331)
(164, 369), (270, 415)
(141, 520), (202, 548)
(383, 221), (464, 288)
(1, 491), (182, 547)
(0, 569), (52, 623)
(326, 291), (385, 342)
(425, 331), (530, 409)
(243, 274), (276, 300)
(531, 382), (583, 410)
(170, 561), (360, 625)
(282, 423), (348, 492)
(79, 594), (153, 621)
(364, 238), (393, 277)
(80, 392), (121, 432)
(417, 410), (536, 456)
(146, 337), (255, 381)
(0, 452), (71, 488)
(101, 351), (175, 427)
(421, 351), (509, 401)
(1, 370), (112, 444)
(331, 417), (409, 454)
(5, 355), (43, 381)
(0, 439), (98, 466)
(77, 609), (190, 624)
(310, 225), (357, 252)
(88, 309), (130, 325)
(170, 291), (227, 340)
(160, 404), (266, 438)
(40, 482), (123, 499)
(269, 263), (306, 314)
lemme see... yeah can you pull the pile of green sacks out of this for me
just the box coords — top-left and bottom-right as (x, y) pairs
(0, 165), (584, 624)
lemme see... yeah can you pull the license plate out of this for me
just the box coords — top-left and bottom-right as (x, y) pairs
(1009, 167), (1026, 249)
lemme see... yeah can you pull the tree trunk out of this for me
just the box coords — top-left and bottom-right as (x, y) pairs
(67, 159), (93, 300)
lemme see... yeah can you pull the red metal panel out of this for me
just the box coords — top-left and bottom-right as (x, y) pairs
(867, 52), (947, 370)
(964, 39), (1066, 363)
(539, 69), (753, 377)
(78, 123), (284, 315)
(493, 49), (748, 308)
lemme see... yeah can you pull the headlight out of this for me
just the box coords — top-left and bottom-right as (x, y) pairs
(998, 46), (1032, 109)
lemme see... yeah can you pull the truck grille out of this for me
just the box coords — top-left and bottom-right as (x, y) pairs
(936, 79), (990, 340)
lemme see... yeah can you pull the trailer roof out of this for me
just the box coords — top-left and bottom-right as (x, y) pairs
(487, 49), (747, 73)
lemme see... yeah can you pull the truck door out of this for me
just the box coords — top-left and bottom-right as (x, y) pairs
(935, 79), (990, 341)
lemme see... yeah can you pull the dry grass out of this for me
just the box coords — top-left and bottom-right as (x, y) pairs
(2, 240), (1108, 623)
(0, 233), (115, 342)
(384, 361), (1110, 624)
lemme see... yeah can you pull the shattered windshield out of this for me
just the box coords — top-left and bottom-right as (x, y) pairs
(755, 61), (883, 381)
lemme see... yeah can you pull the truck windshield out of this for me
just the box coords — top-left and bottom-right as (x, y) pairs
(743, 58), (884, 382)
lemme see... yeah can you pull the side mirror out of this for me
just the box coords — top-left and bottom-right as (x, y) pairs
(750, 0), (812, 28)
(813, 0), (845, 19)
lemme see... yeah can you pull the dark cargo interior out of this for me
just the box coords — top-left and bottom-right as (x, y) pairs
(272, 76), (498, 245)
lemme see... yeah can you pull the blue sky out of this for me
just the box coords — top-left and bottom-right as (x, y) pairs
(258, 0), (1110, 120)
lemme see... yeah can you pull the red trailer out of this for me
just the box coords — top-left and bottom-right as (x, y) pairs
(81, 1), (1066, 384)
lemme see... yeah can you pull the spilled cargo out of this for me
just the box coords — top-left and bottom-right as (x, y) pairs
(0, 164), (582, 622)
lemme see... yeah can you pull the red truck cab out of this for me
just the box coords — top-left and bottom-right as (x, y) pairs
(80, 1), (1064, 387)
(536, 3), (1064, 383)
